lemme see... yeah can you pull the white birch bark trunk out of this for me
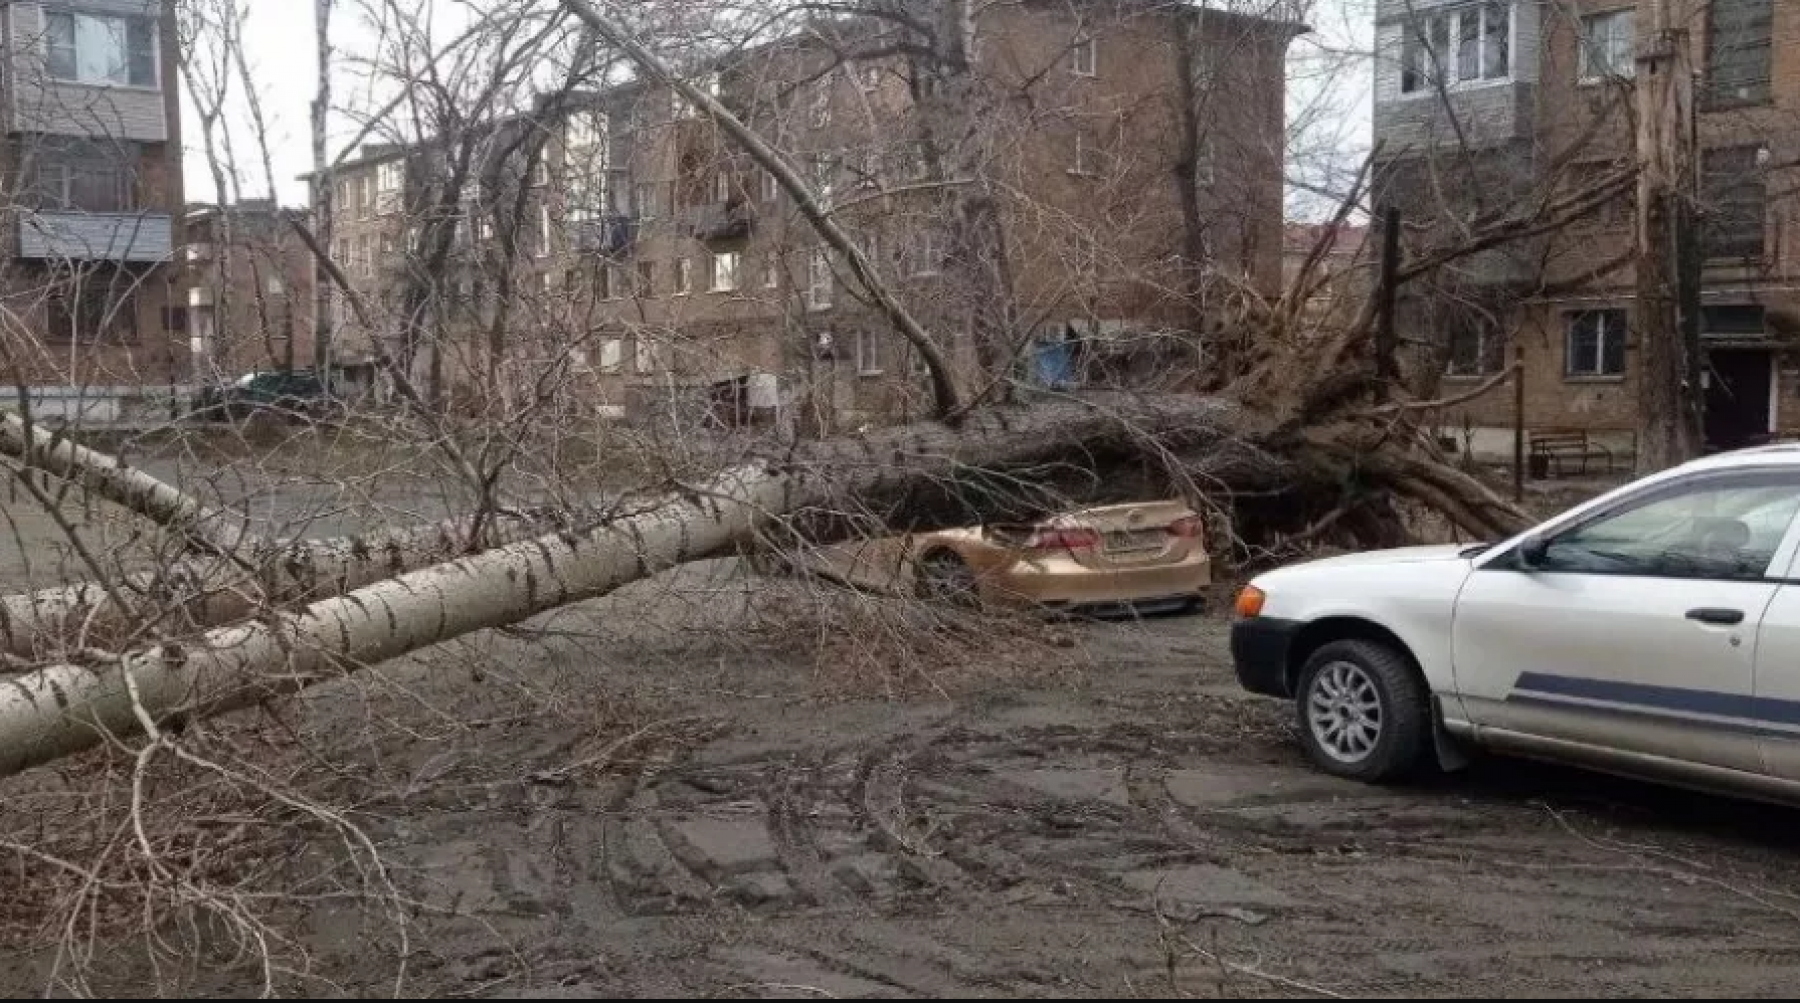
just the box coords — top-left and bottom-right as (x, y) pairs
(0, 396), (1249, 776)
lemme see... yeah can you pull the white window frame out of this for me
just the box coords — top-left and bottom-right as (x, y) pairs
(565, 110), (608, 156)
(598, 338), (624, 374)
(1399, 1), (1514, 96)
(711, 251), (740, 292)
(675, 256), (693, 295)
(537, 204), (553, 257)
(811, 155), (837, 211)
(763, 255), (780, 289)
(910, 230), (943, 277)
(359, 174), (374, 218)
(810, 78), (832, 128)
(761, 168), (779, 202)
(1565, 308), (1629, 379)
(634, 181), (657, 220)
(1444, 321), (1500, 378)
(714, 171), (733, 203)
(44, 10), (159, 89)
(856, 329), (883, 376)
(1070, 129), (1100, 176)
(1071, 35), (1098, 77)
(1578, 8), (1636, 83)
(807, 249), (833, 311)
(377, 161), (405, 194)
(634, 337), (661, 375)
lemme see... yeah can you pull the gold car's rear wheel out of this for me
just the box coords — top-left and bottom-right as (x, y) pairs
(916, 551), (980, 608)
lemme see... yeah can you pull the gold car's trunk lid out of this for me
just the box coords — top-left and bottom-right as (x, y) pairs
(1047, 501), (1199, 567)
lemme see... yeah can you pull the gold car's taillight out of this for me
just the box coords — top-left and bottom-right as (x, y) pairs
(1167, 515), (1205, 539)
(1027, 528), (1101, 551)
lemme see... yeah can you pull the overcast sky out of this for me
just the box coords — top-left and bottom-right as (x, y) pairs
(181, 0), (1374, 215)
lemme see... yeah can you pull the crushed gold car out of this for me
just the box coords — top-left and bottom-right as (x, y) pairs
(906, 500), (1211, 615)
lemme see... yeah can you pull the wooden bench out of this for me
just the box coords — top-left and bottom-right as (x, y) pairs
(1529, 429), (1615, 478)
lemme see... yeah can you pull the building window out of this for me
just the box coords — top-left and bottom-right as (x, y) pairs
(359, 235), (374, 276)
(1701, 145), (1766, 261)
(538, 204), (553, 257)
(858, 62), (882, 92)
(711, 251), (739, 292)
(635, 337), (660, 375)
(32, 159), (133, 212)
(1703, 0), (1772, 108)
(378, 161), (405, 193)
(1569, 159), (1634, 228)
(1071, 35), (1097, 77)
(807, 249), (832, 310)
(675, 256), (692, 295)
(1445, 315), (1502, 377)
(598, 338), (624, 374)
(1400, 2), (1511, 94)
(636, 260), (655, 296)
(856, 330), (883, 375)
(46, 283), (136, 343)
(566, 110), (607, 155)
(1565, 309), (1628, 378)
(809, 79), (832, 128)
(714, 171), (733, 203)
(1071, 128), (1100, 175)
(910, 230), (944, 276)
(46, 11), (157, 88)
(359, 175), (374, 218)
(763, 255), (780, 289)
(568, 168), (604, 223)
(1578, 9), (1635, 81)
(809, 155), (837, 211)
(634, 181), (657, 220)
(529, 158), (549, 187)
(761, 168), (779, 202)
(597, 265), (617, 300)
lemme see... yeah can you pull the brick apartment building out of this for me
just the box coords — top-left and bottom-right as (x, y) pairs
(182, 200), (318, 383)
(316, 0), (1302, 429)
(0, 0), (186, 425)
(1375, 0), (1800, 458)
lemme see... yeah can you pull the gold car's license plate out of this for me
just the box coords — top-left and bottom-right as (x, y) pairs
(1104, 530), (1162, 553)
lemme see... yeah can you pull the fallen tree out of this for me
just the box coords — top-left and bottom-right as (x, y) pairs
(0, 394), (1254, 774)
(0, 388), (1546, 778)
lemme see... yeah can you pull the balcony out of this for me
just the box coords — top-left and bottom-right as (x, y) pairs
(18, 212), (173, 263)
(690, 201), (753, 243)
(570, 214), (637, 256)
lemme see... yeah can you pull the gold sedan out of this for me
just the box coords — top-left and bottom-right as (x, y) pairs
(906, 500), (1212, 615)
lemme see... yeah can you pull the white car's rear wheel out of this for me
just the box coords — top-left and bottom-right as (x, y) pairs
(1295, 639), (1430, 783)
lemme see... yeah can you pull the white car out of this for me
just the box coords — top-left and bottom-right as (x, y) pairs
(1231, 443), (1800, 803)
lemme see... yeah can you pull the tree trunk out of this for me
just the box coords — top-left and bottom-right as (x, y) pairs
(1633, 9), (1702, 473)
(0, 396), (1256, 775)
(311, 0), (336, 385)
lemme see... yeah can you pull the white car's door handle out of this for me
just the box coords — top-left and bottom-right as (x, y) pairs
(1687, 607), (1745, 626)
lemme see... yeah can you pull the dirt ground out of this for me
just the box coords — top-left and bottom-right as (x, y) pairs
(4, 448), (1799, 998)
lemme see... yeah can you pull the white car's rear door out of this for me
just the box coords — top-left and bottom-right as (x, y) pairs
(1451, 468), (1800, 774)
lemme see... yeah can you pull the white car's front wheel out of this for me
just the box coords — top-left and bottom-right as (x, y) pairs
(1295, 639), (1431, 783)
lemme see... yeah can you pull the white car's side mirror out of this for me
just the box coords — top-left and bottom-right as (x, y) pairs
(1516, 532), (1550, 569)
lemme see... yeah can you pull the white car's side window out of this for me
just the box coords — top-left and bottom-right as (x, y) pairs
(1537, 476), (1800, 581)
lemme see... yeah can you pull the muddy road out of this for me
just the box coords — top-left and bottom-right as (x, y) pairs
(5, 563), (1800, 998)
